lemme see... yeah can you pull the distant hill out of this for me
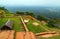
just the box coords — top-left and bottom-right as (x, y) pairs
(4, 6), (60, 19)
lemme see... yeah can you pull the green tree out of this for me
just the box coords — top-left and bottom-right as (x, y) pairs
(36, 15), (48, 21)
(16, 11), (25, 15)
(0, 7), (8, 13)
(25, 11), (35, 17)
(47, 19), (60, 28)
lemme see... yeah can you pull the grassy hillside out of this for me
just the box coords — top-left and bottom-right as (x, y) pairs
(0, 7), (60, 39)
(0, 14), (24, 31)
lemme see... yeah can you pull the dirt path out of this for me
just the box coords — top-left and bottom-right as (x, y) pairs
(19, 16), (36, 39)
(20, 16), (29, 32)
(35, 31), (59, 38)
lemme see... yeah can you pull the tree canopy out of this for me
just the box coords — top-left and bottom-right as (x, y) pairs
(36, 15), (48, 21)
(16, 11), (25, 15)
(25, 11), (35, 17)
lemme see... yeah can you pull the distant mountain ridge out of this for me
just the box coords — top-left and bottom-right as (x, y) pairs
(5, 6), (60, 19)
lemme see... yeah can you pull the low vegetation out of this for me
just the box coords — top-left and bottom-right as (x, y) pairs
(0, 7), (60, 39)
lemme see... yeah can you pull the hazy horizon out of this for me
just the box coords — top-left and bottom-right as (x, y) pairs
(0, 0), (60, 7)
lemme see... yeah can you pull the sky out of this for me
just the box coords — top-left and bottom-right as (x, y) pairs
(0, 0), (60, 6)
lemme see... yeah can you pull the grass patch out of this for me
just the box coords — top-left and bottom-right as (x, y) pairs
(0, 17), (24, 32)
(22, 16), (46, 33)
(0, 18), (8, 27)
(8, 17), (24, 32)
(27, 20), (46, 33)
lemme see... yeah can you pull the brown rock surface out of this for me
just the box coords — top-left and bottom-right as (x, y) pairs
(30, 32), (36, 39)
(16, 32), (24, 39)
(8, 30), (15, 39)
(0, 31), (10, 39)
(24, 32), (31, 39)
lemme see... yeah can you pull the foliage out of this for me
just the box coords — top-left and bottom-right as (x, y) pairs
(36, 15), (48, 21)
(0, 7), (8, 12)
(16, 11), (25, 15)
(25, 11), (35, 17)
(47, 19), (60, 29)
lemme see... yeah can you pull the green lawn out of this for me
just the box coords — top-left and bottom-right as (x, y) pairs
(8, 17), (24, 32)
(0, 17), (24, 32)
(27, 16), (60, 32)
(0, 18), (8, 27)
(27, 20), (46, 33)
(22, 16), (46, 33)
